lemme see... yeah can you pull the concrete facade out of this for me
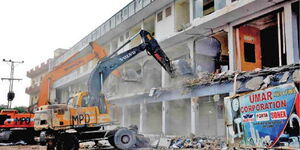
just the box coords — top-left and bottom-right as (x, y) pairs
(27, 0), (299, 137)
(26, 59), (51, 106)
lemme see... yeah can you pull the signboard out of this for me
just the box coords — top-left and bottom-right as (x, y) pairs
(225, 83), (300, 148)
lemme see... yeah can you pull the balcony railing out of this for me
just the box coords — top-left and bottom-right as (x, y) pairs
(54, 0), (156, 67)
(25, 84), (40, 95)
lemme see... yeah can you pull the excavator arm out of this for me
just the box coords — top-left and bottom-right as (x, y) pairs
(37, 42), (117, 107)
(87, 30), (174, 112)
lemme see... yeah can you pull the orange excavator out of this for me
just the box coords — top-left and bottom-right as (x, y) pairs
(0, 42), (113, 143)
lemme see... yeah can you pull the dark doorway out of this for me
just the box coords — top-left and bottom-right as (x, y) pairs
(261, 26), (280, 67)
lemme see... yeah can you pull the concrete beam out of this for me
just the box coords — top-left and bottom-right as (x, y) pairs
(109, 69), (297, 105)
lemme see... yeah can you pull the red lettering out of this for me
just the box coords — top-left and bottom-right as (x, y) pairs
(271, 110), (287, 120)
(275, 101), (281, 108)
(267, 91), (272, 100)
(250, 95), (254, 103)
(261, 93), (266, 101)
(280, 100), (287, 107)
(254, 94), (261, 102)
(260, 103), (265, 110)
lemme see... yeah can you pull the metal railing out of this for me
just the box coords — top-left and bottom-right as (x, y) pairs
(54, 0), (156, 67)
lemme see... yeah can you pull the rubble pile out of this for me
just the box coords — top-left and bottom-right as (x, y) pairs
(157, 136), (227, 149)
(185, 64), (300, 87)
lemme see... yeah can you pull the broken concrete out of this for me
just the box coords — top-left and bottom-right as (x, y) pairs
(279, 71), (290, 83)
(185, 64), (300, 88)
(293, 69), (300, 82)
(155, 136), (227, 149)
(245, 76), (264, 90)
(157, 137), (172, 148)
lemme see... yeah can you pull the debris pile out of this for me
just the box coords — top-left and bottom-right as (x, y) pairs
(185, 64), (300, 87)
(156, 136), (227, 149)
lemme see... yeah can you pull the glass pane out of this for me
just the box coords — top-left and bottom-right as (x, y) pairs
(122, 7), (129, 20)
(100, 25), (105, 36)
(96, 28), (101, 38)
(110, 16), (116, 28)
(129, 2), (135, 16)
(143, 0), (151, 6)
(193, 0), (203, 19)
(135, 0), (143, 11)
(157, 11), (163, 22)
(116, 12), (122, 25)
(81, 96), (89, 107)
(215, 0), (226, 10)
(166, 6), (171, 17)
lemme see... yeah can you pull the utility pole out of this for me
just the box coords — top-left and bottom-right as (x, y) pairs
(1, 59), (24, 109)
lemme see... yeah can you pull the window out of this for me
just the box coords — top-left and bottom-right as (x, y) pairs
(157, 11), (163, 22)
(166, 7), (172, 17)
(81, 96), (89, 107)
(193, 0), (203, 19)
(67, 96), (78, 107)
(203, 0), (214, 16)
(244, 43), (256, 63)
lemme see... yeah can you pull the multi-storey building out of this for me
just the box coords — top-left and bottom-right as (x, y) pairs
(27, 0), (299, 137)
(26, 48), (68, 106)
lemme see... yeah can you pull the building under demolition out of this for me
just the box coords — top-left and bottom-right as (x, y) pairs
(26, 0), (299, 139)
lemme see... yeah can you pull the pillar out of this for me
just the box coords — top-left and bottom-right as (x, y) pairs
(139, 103), (146, 133)
(162, 101), (169, 136)
(284, 3), (300, 64)
(228, 24), (236, 71)
(121, 106), (128, 127)
(191, 97), (199, 135)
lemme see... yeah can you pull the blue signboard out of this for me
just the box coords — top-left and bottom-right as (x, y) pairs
(230, 83), (300, 148)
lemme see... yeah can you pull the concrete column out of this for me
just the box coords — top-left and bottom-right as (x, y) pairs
(162, 101), (169, 136)
(139, 103), (146, 133)
(162, 65), (169, 135)
(121, 106), (128, 127)
(187, 40), (196, 73)
(191, 98), (199, 135)
(228, 24), (236, 71)
(284, 3), (300, 64)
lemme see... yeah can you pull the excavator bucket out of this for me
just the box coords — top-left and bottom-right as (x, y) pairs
(140, 30), (175, 78)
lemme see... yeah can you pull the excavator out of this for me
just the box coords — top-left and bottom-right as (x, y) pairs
(34, 30), (175, 150)
(0, 41), (112, 144)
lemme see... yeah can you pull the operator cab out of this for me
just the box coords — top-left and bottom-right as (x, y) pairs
(67, 92), (88, 108)
(66, 92), (107, 113)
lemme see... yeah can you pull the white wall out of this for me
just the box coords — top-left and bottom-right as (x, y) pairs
(155, 4), (175, 42)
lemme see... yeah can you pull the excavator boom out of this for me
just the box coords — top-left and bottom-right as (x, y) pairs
(34, 30), (174, 150)
(37, 42), (117, 107)
(88, 30), (174, 109)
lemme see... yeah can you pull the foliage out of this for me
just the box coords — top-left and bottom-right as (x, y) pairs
(0, 106), (28, 113)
